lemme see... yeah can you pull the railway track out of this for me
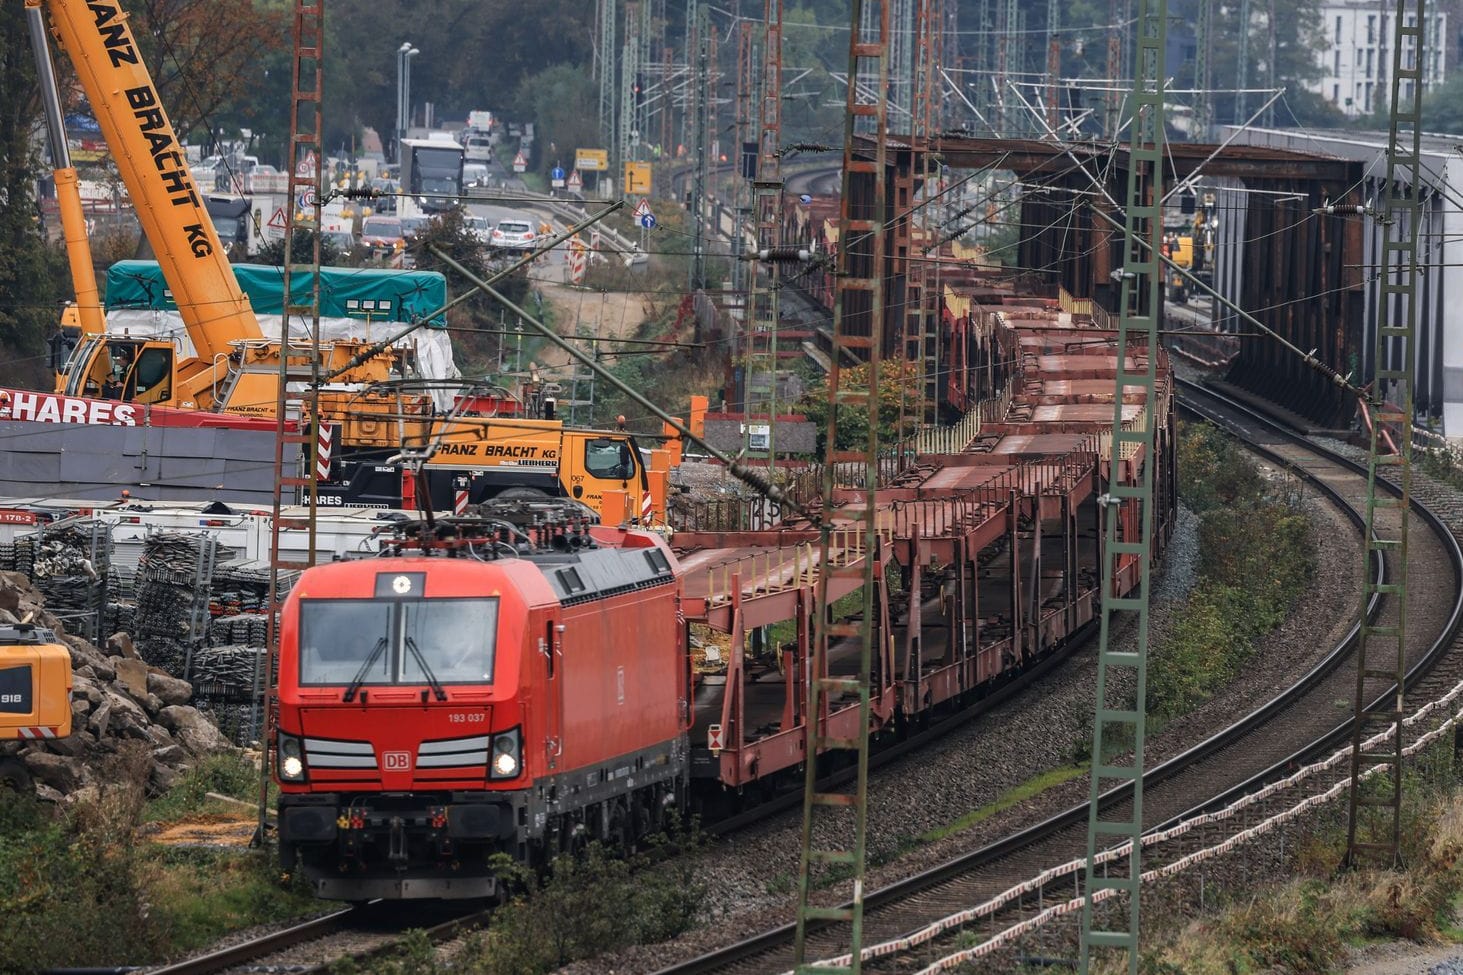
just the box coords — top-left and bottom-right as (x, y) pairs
(136, 901), (487, 975)
(653, 379), (1463, 975)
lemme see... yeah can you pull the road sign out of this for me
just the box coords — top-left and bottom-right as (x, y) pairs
(296, 150), (316, 178)
(267, 207), (288, 230)
(550, 166), (565, 181)
(296, 186), (318, 211)
(567, 170), (582, 189)
(639, 213), (656, 229)
(574, 148), (608, 171)
(513, 151), (527, 173)
(634, 197), (651, 218)
(623, 161), (652, 195)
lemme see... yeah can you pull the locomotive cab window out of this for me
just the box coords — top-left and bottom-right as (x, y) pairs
(298, 597), (499, 687)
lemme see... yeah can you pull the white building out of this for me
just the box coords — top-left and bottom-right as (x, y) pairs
(1308, 0), (1446, 116)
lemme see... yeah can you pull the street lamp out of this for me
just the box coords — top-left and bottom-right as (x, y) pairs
(395, 42), (419, 163)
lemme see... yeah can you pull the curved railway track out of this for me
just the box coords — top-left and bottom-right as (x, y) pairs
(652, 380), (1463, 975)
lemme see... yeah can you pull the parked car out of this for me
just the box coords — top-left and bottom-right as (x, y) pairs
(490, 219), (536, 251)
(322, 229), (357, 254)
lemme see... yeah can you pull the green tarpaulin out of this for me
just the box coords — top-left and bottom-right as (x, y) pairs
(104, 261), (448, 327)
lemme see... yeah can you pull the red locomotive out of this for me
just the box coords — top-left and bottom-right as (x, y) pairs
(274, 503), (688, 900)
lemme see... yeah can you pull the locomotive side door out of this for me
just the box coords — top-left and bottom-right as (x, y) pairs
(542, 614), (564, 770)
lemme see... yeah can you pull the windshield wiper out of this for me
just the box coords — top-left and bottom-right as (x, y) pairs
(404, 636), (449, 702)
(343, 636), (388, 703)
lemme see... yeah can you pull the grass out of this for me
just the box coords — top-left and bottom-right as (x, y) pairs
(1119, 737), (1463, 975)
(145, 752), (263, 822)
(920, 764), (1090, 843)
(1440, 889), (1463, 942)
(0, 744), (316, 971)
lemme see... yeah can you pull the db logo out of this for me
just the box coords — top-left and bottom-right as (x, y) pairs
(383, 751), (411, 771)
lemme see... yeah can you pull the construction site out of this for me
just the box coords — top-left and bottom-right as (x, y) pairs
(8, 0), (1463, 973)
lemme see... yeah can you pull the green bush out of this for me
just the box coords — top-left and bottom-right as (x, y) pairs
(449, 833), (705, 975)
(1148, 422), (1316, 722)
(1215, 882), (1349, 973)
(1176, 420), (1267, 514)
(0, 744), (165, 969)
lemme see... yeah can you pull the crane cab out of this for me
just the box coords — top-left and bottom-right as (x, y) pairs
(0, 623), (73, 792)
(58, 334), (177, 406)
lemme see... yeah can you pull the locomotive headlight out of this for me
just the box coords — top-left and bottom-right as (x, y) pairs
(489, 728), (521, 780)
(278, 733), (307, 782)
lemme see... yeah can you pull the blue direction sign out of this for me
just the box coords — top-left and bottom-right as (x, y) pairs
(639, 213), (656, 229)
(550, 166), (566, 181)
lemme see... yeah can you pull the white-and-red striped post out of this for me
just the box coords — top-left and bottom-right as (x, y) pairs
(315, 422), (333, 482)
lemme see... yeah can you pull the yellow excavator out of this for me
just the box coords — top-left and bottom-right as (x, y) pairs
(0, 621), (73, 794)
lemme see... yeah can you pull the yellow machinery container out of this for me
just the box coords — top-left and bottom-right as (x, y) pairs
(0, 623), (73, 792)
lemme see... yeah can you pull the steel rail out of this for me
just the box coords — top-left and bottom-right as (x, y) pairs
(141, 907), (358, 975)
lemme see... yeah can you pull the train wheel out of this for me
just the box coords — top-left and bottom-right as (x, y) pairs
(0, 757), (33, 794)
(608, 801), (633, 854)
(628, 795), (652, 849)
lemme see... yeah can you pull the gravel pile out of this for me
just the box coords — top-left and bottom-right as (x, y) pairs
(554, 446), (1360, 975)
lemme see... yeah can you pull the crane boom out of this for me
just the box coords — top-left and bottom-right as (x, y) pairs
(35, 0), (262, 360)
(25, 4), (102, 335)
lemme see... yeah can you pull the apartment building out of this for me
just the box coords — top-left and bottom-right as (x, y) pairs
(1308, 0), (1446, 116)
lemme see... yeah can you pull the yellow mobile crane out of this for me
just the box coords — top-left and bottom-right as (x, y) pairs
(22, 0), (672, 522)
(31, 0), (407, 419)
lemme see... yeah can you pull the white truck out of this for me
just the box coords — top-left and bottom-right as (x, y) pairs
(464, 110), (496, 162)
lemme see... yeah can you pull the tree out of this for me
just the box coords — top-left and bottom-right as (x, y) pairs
(53, 0), (289, 149)
(257, 228), (344, 267)
(406, 208), (530, 374)
(512, 65), (597, 173)
(797, 358), (924, 452)
(321, 0), (594, 155)
(1418, 74), (1463, 132)
(0, 6), (67, 389)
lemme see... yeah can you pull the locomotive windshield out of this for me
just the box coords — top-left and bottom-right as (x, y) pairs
(297, 597), (498, 687)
